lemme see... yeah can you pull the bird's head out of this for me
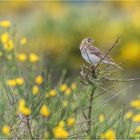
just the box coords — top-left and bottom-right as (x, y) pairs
(80, 37), (94, 50)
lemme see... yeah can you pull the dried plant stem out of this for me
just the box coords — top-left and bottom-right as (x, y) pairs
(87, 85), (96, 134)
(26, 117), (33, 140)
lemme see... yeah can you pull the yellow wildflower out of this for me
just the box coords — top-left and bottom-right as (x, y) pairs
(100, 129), (116, 140)
(29, 53), (39, 63)
(20, 107), (31, 116)
(4, 39), (14, 51)
(18, 99), (31, 116)
(19, 99), (25, 107)
(99, 114), (105, 123)
(45, 92), (50, 98)
(53, 121), (69, 139)
(6, 79), (17, 87)
(130, 99), (140, 109)
(71, 82), (77, 90)
(133, 114), (140, 122)
(16, 77), (24, 86)
(67, 117), (75, 127)
(60, 83), (67, 92)
(2, 125), (11, 136)
(49, 89), (57, 97)
(17, 53), (27, 62)
(59, 120), (65, 127)
(120, 42), (140, 63)
(124, 111), (133, 120)
(32, 85), (39, 95)
(65, 88), (71, 96)
(1, 32), (9, 44)
(135, 126), (140, 134)
(63, 100), (68, 107)
(35, 75), (43, 85)
(0, 20), (11, 28)
(40, 104), (50, 117)
(20, 37), (27, 45)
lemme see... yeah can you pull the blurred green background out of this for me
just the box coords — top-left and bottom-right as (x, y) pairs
(0, 1), (140, 74)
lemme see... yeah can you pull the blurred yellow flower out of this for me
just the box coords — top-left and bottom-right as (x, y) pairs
(29, 53), (39, 63)
(135, 126), (140, 134)
(58, 120), (65, 127)
(16, 77), (24, 86)
(67, 117), (75, 127)
(1, 32), (9, 44)
(7, 79), (17, 87)
(130, 99), (140, 109)
(65, 88), (71, 96)
(63, 100), (68, 108)
(4, 40), (14, 51)
(99, 114), (105, 123)
(124, 111), (133, 120)
(60, 83), (67, 92)
(40, 104), (50, 117)
(35, 75), (43, 85)
(2, 125), (11, 136)
(120, 42), (140, 63)
(49, 89), (57, 97)
(133, 114), (140, 122)
(20, 107), (31, 116)
(0, 20), (11, 28)
(32, 85), (39, 95)
(71, 82), (77, 90)
(45, 92), (50, 98)
(18, 99), (31, 116)
(17, 53), (27, 62)
(20, 37), (27, 45)
(53, 121), (69, 139)
(100, 129), (116, 140)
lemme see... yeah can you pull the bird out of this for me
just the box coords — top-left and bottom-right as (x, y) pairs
(79, 37), (122, 69)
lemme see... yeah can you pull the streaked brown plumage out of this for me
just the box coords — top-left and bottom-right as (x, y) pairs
(79, 37), (122, 69)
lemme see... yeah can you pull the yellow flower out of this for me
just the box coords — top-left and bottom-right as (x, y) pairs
(100, 129), (116, 140)
(29, 53), (39, 63)
(120, 42), (140, 63)
(53, 121), (69, 139)
(40, 104), (50, 117)
(60, 83), (67, 92)
(45, 92), (50, 98)
(1, 32), (9, 44)
(18, 99), (31, 116)
(2, 125), (11, 136)
(99, 114), (105, 123)
(130, 99), (140, 109)
(0, 20), (11, 28)
(49, 89), (57, 97)
(32, 85), (39, 95)
(17, 53), (27, 62)
(124, 111), (133, 120)
(16, 77), (24, 86)
(58, 120), (65, 127)
(35, 75), (43, 85)
(135, 126), (140, 134)
(20, 37), (27, 45)
(6, 79), (17, 87)
(19, 99), (25, 107)
(67, 117), (75, 127)
(4, 39), (14, 51)
(65, 88), (71, 96)
(71, 82), (77, 90)
(63, 100), (68, 107)
(133, 114), (140, 122)
(20, 107), (31, 116)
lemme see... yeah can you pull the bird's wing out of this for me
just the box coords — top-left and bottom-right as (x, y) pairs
(88, 45), (114, 62)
